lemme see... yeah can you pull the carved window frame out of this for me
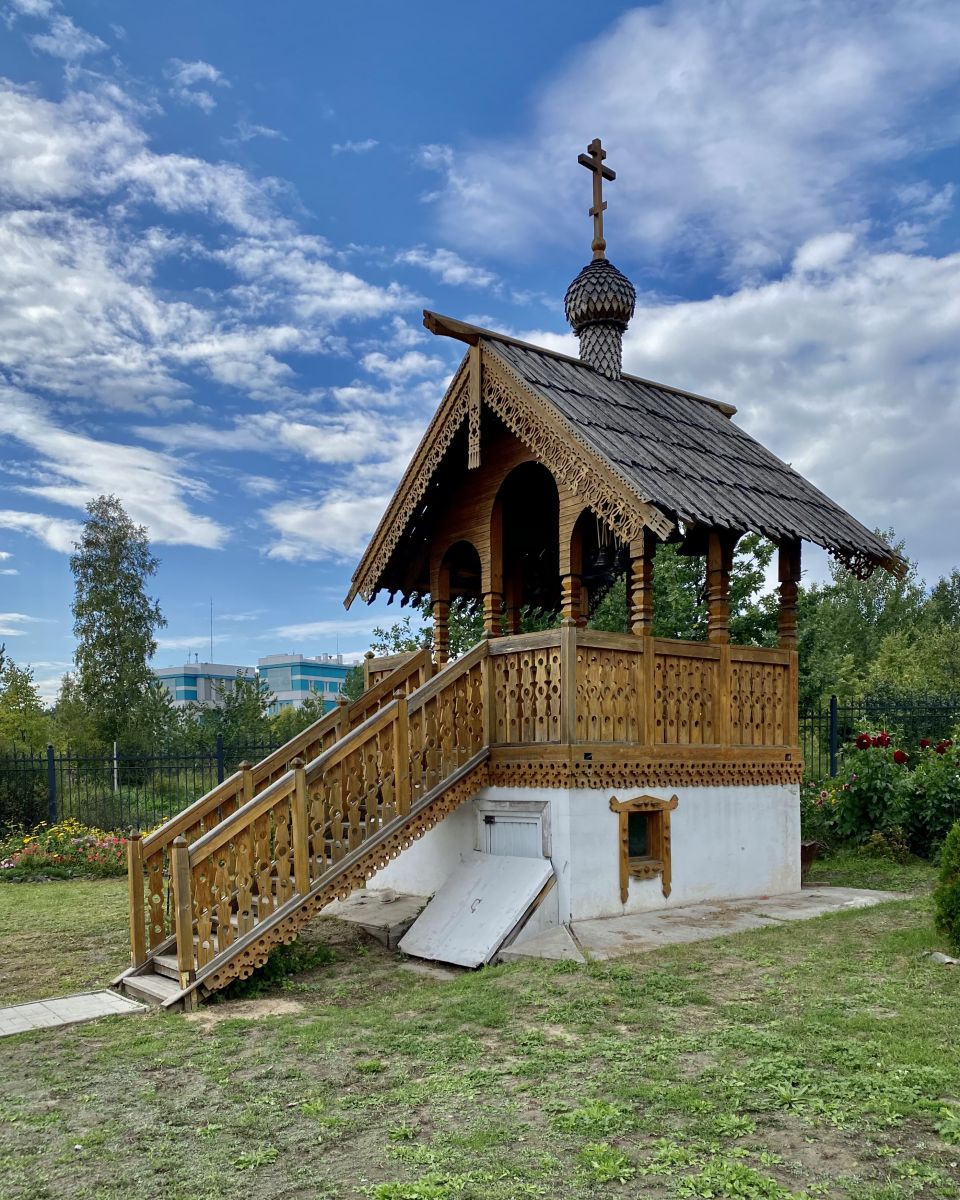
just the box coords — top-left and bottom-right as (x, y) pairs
(609, 794), (678, 902)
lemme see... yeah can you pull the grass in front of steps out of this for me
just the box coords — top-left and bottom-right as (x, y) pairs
(0, 878), (129, 1005)
(0, 861), (959, 1200)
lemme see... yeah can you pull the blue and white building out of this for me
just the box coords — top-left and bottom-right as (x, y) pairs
(257, 654), (349, 716)
(152, 662), (257, 708)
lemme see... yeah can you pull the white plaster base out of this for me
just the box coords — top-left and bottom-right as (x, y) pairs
(374, 782), (800, 925)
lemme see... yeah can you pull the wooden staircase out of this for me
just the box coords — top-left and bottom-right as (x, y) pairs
(116, 643), (491, 1010)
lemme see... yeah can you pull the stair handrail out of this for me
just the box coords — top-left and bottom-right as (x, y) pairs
(186, 700), (401, 866)
(139, 647), (432, 857)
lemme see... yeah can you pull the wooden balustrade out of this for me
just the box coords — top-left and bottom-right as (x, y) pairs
(126, 647), (433, 967)
(126, 627), (799, 975)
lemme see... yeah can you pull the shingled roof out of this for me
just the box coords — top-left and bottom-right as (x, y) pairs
(346, 313), (902, 606)
(483, 334), (900, 575)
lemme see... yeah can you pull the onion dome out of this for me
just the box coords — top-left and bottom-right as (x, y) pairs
(564, 258), (636, 380)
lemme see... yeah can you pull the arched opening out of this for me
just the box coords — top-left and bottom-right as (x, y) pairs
(496, 462), (561, 626)
(441, 539), (482, 603)
(432, 539), (483, 664)
(570, 508), (629, 627)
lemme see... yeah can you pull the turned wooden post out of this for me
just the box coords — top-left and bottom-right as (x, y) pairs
(170, 836), (195, 991)
(393, 690), (411, 816)
(363, 650), (375, 692)
(707, 529), (737, 645)
(629, 528), (656, 637)
(482, 591), (503, 637)
(480, 636), (496, 747)
(290, 758), (310, 895)
(433, 598), (450, 666)
(127, 831), (146, 968)
(335, 696), (350, 739)
(779, 539), (802, 747)
(778, 538), (802, 650)
(561, 513), (584, 627)
(559, 621), (578, 744)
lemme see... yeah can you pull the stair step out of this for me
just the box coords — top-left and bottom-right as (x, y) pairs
(121, 972), (183, 1009)
(152, 953), (180, 981)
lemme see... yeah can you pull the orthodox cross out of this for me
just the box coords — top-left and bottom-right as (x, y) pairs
(578, 137), (616, 260)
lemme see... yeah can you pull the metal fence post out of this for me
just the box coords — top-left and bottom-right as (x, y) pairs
(828, 694), (839, 778)
(46, 744), (57, 824)
(216, 733), (225, 785)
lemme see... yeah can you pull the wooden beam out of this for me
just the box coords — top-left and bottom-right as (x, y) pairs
(707, 529), (737, 645)
(778, 538), (802, 650)
(629, 528), (656, 637)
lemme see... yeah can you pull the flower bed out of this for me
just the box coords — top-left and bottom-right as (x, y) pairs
(0, 818), (127, 881)
(802, 729), (960, 858)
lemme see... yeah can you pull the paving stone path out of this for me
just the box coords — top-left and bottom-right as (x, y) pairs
(0, 990), (145, 1037)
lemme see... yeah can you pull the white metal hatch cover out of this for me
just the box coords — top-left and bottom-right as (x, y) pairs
(398, 850), (555, 968)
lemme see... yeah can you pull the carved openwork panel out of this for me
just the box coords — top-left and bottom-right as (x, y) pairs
(729, 660), (787, 747)
(654, 653), (718, 746)
(492, 647), (561, 744)
(575, 645), (644, 743)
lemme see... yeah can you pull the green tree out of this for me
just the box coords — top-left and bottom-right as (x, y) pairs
(0, 654), (49, 750)
(194, 674), (275, 745)
(70, 495), (167, 746)
(270, 691), (330, 744)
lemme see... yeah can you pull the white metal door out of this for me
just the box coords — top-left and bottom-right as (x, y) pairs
(482, 813), (542, 858)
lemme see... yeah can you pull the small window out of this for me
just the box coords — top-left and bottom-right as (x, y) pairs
(627, 811), (649, 859)
(610, 794), (679, 902)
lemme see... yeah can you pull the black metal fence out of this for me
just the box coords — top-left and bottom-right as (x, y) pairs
(0, 735), (282, 834)
(800, 696), (960, 779)
(3, 696), (960, 831)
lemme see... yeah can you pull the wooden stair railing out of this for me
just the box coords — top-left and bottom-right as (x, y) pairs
(119, 641), (489, 1006)
(126, 647), (433, 968)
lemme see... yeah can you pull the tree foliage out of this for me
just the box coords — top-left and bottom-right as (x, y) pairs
(0, 653), (49, 750)
(70, 495), (167, 745)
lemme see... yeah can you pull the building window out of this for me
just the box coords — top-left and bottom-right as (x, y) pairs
(609, 794), (679, 902)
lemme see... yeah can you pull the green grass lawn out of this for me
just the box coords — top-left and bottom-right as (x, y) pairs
(1, 860), (958, 1200)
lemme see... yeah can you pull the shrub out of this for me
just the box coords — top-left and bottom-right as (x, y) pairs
(0, 818), (127, 881)
(910, 742), (960, 857)
(933, 822), (960, 954)
(833, 739), (911, 843)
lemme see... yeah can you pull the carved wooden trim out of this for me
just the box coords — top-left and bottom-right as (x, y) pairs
(196, 759), (490, 996)
(348, 358), (471, 603)
(481, 355), (673, 544)
(488, 751), (803, 791)
(610, 793), (678, 901)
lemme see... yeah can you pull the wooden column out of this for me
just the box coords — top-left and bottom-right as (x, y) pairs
(707, 529), (737, 645)
(290, 758), (310, 895)
(170, 836), (195, 993)
(482, 591), (503, 637)
(777, 538), (802, 649)
(629, 528), (656, 637)
(561, 512), (584, 626)
(433, 599), (449, 665)
(559, 621), (578, 744)
(393, 691), (411, 816)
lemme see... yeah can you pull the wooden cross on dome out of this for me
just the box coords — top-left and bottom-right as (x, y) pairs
(578, 137), (616, 260)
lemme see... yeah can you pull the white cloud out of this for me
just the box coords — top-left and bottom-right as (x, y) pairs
(9, 0), (55, 15)
(30, 14), (106, 60)
(0, 569), (19, 576)
(226, 119), (285, 144)
(332, 139), (379, 155)
(0, 510), (82, 553)
(165, 58), (229, 112)
(396, 246), (497, 289)
(420, 0), (960, 277)
(361, 350), (445, 382)
(264, 494), (390, 561)
(269, 616), (387, 640)
(0, 611), (46, 637)
(0, 388), (228, 549)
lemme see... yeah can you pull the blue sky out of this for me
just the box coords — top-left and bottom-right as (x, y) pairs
(1, 0), (958, 701)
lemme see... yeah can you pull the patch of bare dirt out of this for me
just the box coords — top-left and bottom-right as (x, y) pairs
(185, 996), (305, 1027)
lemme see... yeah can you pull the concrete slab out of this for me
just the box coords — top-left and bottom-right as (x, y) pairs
(499, 923), (586, 964)
(500, 887), (911, 965)
(321, 889), (428, 950)
(0, 990), (145, 1038)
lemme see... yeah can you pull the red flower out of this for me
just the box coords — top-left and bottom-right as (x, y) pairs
(855, 733), (872, 750)
(935, 740), (952, 755)
(920, 738), (932, 749)
(893, 749), (908, 765)
(873, 731), (891, 748)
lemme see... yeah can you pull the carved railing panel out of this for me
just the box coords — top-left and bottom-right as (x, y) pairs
(575, 645), (644, 743)
(654, 649), (718, 746)
(729, 658), (787, 747)
(490, 641), (561, 744)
